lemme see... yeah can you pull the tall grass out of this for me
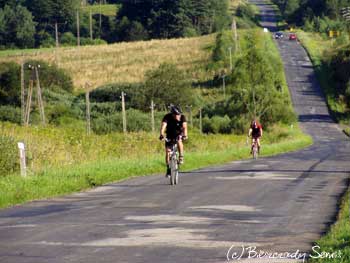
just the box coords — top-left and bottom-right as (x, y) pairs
(0, 35), (215, 89)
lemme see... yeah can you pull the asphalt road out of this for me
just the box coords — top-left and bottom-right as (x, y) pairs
(0, 2), (349, 263)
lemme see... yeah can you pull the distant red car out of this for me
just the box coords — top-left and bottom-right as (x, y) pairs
(289, 33), (297, 40)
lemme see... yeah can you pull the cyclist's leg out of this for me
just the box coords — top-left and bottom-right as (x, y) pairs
(177, 139), (184, 164)
(251, 138), (256, 153)
(257, 137), (261, 153)
(165, 143), (171, 177)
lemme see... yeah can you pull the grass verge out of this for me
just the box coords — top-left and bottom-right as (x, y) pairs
(0, 124), (312, 209)
(308, 190), (350, 262)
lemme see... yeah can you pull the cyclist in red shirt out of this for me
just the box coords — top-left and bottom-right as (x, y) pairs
(248, 120), (263, 154)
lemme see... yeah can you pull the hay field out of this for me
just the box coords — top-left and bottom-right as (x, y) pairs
(0, 35), (215, 89)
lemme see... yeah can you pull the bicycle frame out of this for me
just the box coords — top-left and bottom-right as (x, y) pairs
(251, 138), (259, 159)
(166, 138), (179, 185)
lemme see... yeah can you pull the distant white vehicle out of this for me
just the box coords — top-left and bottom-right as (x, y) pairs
(263, 28), (269, 33)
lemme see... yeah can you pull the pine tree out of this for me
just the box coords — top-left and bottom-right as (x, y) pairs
(0, 5), (36, 48)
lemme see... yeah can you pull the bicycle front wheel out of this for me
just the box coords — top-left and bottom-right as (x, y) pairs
(253, 146), (258, 159)
(170, 157), (177, 185)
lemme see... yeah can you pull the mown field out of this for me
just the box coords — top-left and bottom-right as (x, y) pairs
(0, 35), (214, 89)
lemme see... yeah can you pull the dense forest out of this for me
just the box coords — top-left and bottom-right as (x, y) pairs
(0, 0), (229, 49)
(272, 0), (350, 33)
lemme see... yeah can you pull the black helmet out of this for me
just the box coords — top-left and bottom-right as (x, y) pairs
(170, 105), (182, 115)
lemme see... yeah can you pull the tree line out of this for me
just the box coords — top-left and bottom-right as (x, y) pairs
(114, 0), (229, 41)
(0, 0), (229, 49)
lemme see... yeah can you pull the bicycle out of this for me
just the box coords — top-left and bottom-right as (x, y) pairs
(251, 138), (259, 159)
(165, 138), (180, 185)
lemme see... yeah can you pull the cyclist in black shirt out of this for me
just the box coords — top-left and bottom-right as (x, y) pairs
(159, 105), (188, 177)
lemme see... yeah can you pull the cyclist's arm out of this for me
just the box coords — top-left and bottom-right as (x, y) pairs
(248, 128), (252, 137)
(182, 122), (188, 138)
(260, 127), (263, 137)
(160, 122), (167, 138)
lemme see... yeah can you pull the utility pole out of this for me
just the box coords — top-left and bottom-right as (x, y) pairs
(20, 61), (25, 126)
(222, 74), (226, 99)
(24, 70), (34, 126)
(99, 0), (102, 35)
(25, 64), (45, 126)
(89, 10), (93, 40)
(55, 22), (59, 48)
(76, 10), (80, 47)
(228, 47), (233, 72)
(232, 18), (238, 53)
(121, 92), (127, 133)
(34, 66), (45, 125)
(85, 89), (91, 135)
(150, 100), (155, 132)
(199, 108), (202, 134)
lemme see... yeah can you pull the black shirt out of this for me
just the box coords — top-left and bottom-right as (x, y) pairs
(162, 113), (186, 139)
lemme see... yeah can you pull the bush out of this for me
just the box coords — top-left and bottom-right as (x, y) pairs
(80, 38), (107, 46)
(88, 83), (143, 110)
(183, 27), (198, 37)
(126, 109), (152, 132)
(37, 30), (56, 48)
(202, 115), (232, 134)
(0, 106), (21, 124)
(47, 104), (79, 125)
(0, 135), (19, 176)
(140, 63), (195, 110)
(61, 32), (77, 46)
(92, 113), (122, 134)
(0, 62), (21, 106)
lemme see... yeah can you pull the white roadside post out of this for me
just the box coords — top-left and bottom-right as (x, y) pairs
(17, 142), (27, 177)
